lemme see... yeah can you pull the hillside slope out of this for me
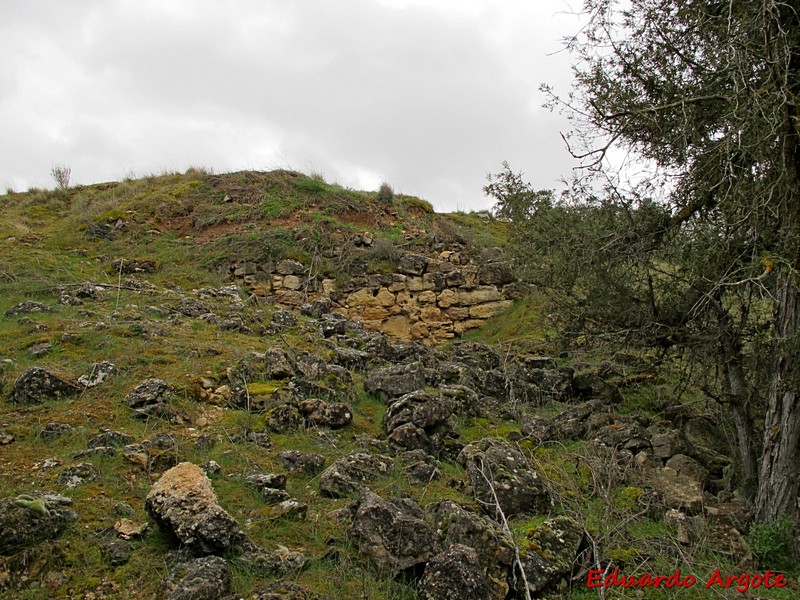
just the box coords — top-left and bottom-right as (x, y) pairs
(0, 171), (793, 599)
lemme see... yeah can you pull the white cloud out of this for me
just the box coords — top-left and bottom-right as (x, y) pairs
(0, 0), (582, 210)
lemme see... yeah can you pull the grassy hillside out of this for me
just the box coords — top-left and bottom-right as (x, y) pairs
(0, 170), (795, 599)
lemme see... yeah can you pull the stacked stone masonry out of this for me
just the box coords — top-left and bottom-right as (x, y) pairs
(223, 251), (517, 345)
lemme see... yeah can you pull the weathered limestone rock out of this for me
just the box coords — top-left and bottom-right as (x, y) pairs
(318, 453), (394, 498)
(364, 361), (427, 401)
(457, 286), (502, 306)
(4, 301), (54, 316)
(299, 398), (352, 429)
(276, 259), (304, 275)
(384, 390), (454, 453)
(665, 454), (709, 485)
(162, 555), (231, 600)
(10, 367), (82, 405)
(459, 438), (550, 519)
(0, 493), (77, 555)
(145, 462), (243, 554)
(651, 467), (704, 514)
(468, 300), (513, 319)
(419, 544), (491, 600)
(123, 378), (175, 418)
(277, 450), (325, 474)
(350, 489), (435, 574)
(430, 500), (514, 600)
(516, 516), (584, 595)
(398, 253), (429, 276)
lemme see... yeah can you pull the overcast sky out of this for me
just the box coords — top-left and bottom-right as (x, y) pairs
(0, 0), (583, 212)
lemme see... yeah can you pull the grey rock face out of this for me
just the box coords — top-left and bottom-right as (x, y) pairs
(10, 367), (82, 405)
(419, 544), (491, 600)
(384, 390), (455, 453)
(145, 462), (243, 554)
(0, 493), (77, 555)
(349, 489), (435, 574)
(162, 555), (231, 600)
(318, 453), (394, 498)
(459, 438), (549, 519)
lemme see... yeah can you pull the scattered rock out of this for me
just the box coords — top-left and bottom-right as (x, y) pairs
(77, 361), (118, 388)
(299, 398), (353, 429)
(459, 438), (549, 519)
(319, 453), (394, 498)
(40, 422), (75, 441)
(4, 302), (54, 317)
(87, 429), (134, 448)
(101, 539), (133, 566)
(248, 580), (310, 599)
(162, 555), (231, 600)
(419, 544), (491, 600)
(0, 493), (77, 555)
(266, 404), (304, 433)
(651, 467), (704, 514)
(349, 489), (435, 574)
(10, 367), (82, 405)
(123, 378), (175, 420)
(516, 516), (584, 595)
(0, 430), (13, 445)
(58, 463), (101, 487)
(364, 361), (427, 401)
(270, 499), (308, 520)
(27, 343), (53, 358)
(384, 390), (454, 454)
(114, 518), (148, 540)
(277, 450), (325, 475)
(145, 462), (244, 554)
(430, 500), (514, 600)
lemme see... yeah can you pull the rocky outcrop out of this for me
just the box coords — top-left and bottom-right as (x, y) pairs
(10, 367), (82, 405)
(145, 462), (244, 554)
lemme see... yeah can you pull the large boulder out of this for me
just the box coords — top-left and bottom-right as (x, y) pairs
(458, 438), (550, 519)
(349, 489), (435, 574)
(10, 367), (82, 405)
(419, 544), (491, 599)
(0, 493), (77, 555)
(145, 462), (243, 554)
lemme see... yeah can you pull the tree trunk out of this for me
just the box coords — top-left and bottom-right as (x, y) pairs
(754, 269), (800, 554)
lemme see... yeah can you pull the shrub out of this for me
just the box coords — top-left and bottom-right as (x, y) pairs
(378, 181), (394, 203)
(51, 164), (71, 189)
